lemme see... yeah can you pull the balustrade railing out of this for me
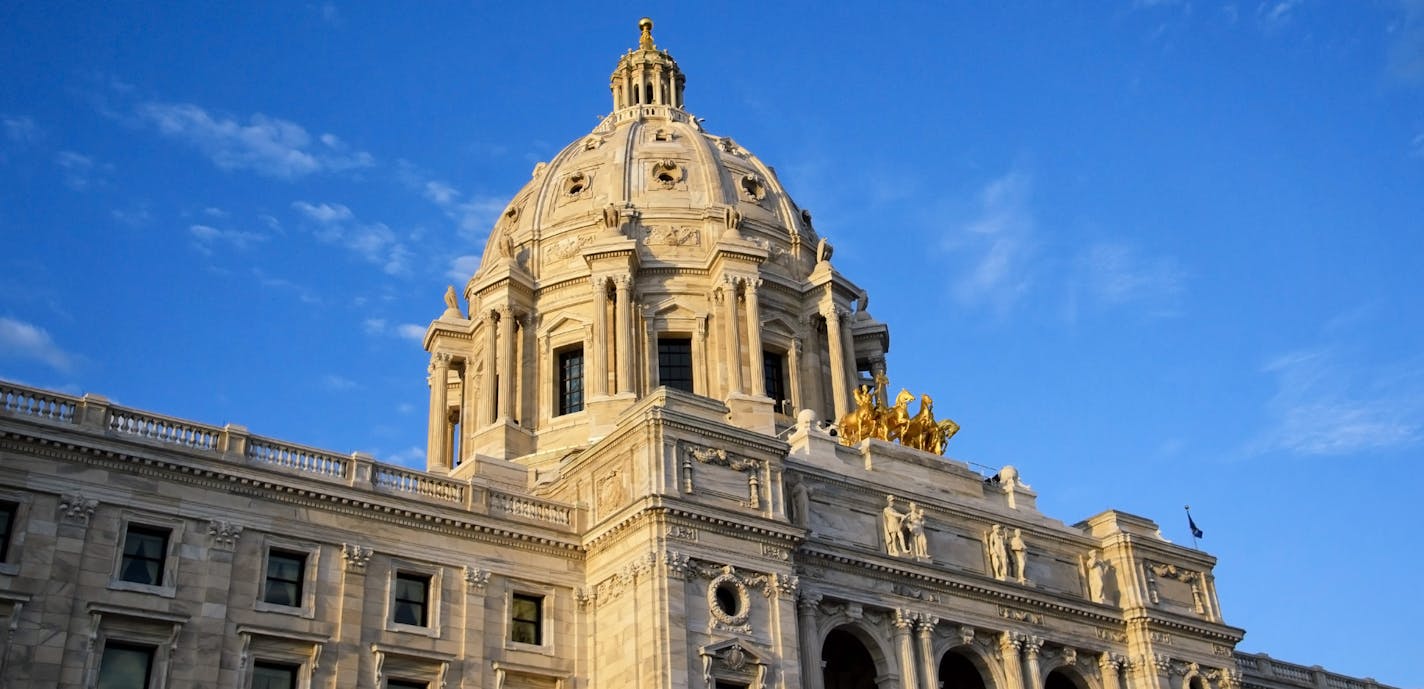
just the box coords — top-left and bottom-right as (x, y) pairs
(108, 408), (219, 450)
(0, 382), (77, 422)
(490, 490), (572, 526)
(373, 465), (464, 503)
(1235, 653), (1389, 689)
(246, 439), (348, 479)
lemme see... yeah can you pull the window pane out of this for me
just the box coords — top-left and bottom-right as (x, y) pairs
(511, 593), (542, 645)
(120, 526), (168, 586)
(97, 643), (153, 689)
(264, 550), (305, 606)
(393, 572), (430, 626)
(252, 662), (297, 689)
(658, 338), (693, 393)
(558, 348), (584, 415)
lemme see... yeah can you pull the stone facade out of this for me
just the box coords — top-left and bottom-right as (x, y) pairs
(0, 18), (1397, 689)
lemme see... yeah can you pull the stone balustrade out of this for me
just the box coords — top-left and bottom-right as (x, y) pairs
(0, 378), (579, 532)
(0, 381), (76, 422)
(1235, 652), (1390, 689)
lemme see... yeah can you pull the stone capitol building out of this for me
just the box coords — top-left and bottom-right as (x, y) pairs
(0, 18), (1399, 689)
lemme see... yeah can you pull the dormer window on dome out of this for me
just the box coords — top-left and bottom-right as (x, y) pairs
(609, 18), (687, 111)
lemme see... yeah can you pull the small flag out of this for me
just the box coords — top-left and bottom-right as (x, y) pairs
(1187, 511), (1204, 539)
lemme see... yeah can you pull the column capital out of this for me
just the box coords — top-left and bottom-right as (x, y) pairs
(797, 591), (823, 612)
(614, 273), (633, 290)
(999, 632), (1024, 654)
(430, 352), (453, 369)
(914, 615), (938, 635)
(893, 609), (916, 632)
(1021, 635), (1043, 656)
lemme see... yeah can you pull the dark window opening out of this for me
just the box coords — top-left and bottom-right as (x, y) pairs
(0, 500), (17, 562)
(822, 628), (876, 689)
(557, 347), (584, 415)
(511, 593), (543, 645)
(97, 641), (155, 689)
(263, 549), (306, 607)
(388, 681), (428, 689)
(658, 337), (693, 393)
(763, 350), (788, 411)
(251, 661), (299, 689)
(120, 524), (169, 586)
(939, 651), (987, 689)
(393, 572), (431, 627)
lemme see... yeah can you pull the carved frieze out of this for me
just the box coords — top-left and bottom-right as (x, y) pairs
(998, 605), (1044, 625)
(667, 524), (699, 541)
(464, 566), (490, 591)
(644, 225), (701, 246)
(543, 233), (593, 263)
(342, 543), (373, 572)
(595, 468), (627, 515)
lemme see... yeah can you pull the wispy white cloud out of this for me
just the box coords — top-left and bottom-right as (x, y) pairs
(941, 171), (1037, 313)
(1071, 242), (1186, 316)
(111, 206), (153, 227)
(1410, 132), (1424, 158)
(54, 151), (110, 191)
(2, 115), (40, 144)
(360, 318), (426, 342)
(1251, 346), (1424, 456)
(135, 101), (373, 179)
(0, 317), (75, 372)
(290, 201), (410, 275)
(322, 374), (360, 391)
(189, 223), (267, 255)
(251, 268), (322, 305)
(1389, 0), (1424, 83)
(1257, 0), (1301, 28)
(447, 255), (480, 282)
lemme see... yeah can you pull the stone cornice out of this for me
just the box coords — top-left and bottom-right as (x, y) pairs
(0, 426), (583, 558)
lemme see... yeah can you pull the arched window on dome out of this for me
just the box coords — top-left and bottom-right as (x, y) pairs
(644, 82), (653, 105)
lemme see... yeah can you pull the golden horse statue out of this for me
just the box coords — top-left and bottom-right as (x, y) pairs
(835, 385), (877, 444)
(902, 395), (938, 452)
(836, 382), (961, 455)
(880, 389), (916, 443)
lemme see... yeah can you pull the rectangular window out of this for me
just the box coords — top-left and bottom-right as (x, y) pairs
(763, 350), (788, 410)
(97, 641), (154, 689)
(119, 525), (170, 586)
(263, 549), (306, 607)
(658, 337), (694, 393)
(0, 500), (17, 562)
(387, 681), (428, 689)
(251, 661), (298, 689)
(557, 347), (584, 415)
(510, 593), (543, 645)
(393, 572), (430, 627)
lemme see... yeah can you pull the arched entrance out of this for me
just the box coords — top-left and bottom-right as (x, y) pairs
(939, 649), (989, 689)
(822, 627), (877, 689)
(1047, 667), (1089, 689)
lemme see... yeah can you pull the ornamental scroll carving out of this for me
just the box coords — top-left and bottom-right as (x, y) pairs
(679, 442), (764, 508)
(1144, 561), (1207, 614)
(58, 492), (97, 525)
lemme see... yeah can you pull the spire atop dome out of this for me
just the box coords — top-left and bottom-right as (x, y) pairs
(610, 17), (686, 112)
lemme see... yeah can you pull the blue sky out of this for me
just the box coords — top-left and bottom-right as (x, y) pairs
(2, 2), (1422, 685)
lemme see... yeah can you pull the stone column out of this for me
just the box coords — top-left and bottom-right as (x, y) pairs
(788, 337), (803, 414)
(1022, 636), (1044, 689)
(894, 611), (919, 689)
(425, 353), (452, 472)
(693, 315), (709, 395)
(797, 593), (824, 689)
(823, 307), (850, 420)
(999, 634), (1026, 689)
(915, 616), (939, 689)
(614, 275), (633, 394)
(459, 358), (477, 463)
(840, 311), (859, 398)
(1100, 654), (1124, 689)
(868, 355), (888, 406)
(745, 278), (766, 396)
(483, 311), (498, 424)
(591, 278), (608, 396)
(497, 307), (516, 421)
(723, 278), (744, 394)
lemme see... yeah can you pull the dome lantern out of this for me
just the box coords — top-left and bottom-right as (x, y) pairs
(610, 18), (686, 111)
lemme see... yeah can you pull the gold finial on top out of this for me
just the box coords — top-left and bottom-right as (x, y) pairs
(638, 17), (655, 50)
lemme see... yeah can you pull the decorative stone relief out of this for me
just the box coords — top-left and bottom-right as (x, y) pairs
(562, 171), (593, 199)
(707, 568), (752, 632)
(342, 543), (373, 572)
(1009, 527), (1029, 584)
(958, 625), (977, 646)
(544, 233), (593, 263)
(1096, 628), (1128, 643)
(998, 605), (1044, 625)
(663, 550), (691, 579)
(699, 640), (766, 689)
(1144, 561), (1206, 614)
(644, 225), (701, 246)
(667, 524), (698, 541)
(595, 468), (627, 515)
(985, 524), (1009, 580)
(649, 159), (685, 189)
(760, 543), (789, 561)
(58, 492), (97, 525)
(1083, 549), (1113, 604)
(891, 583), (939, 603)
(881, 496), (928, 560)
(739, 174), (766, 202)
(206, 519), (242, 550)
(463, 566), (490, 591)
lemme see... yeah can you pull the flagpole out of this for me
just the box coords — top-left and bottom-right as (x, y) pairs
(1185, 505), (1199, 550)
